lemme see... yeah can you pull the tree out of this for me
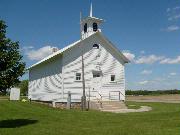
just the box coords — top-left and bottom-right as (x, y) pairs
(0, 20), (25, 95)
(19, 80), (28, 96)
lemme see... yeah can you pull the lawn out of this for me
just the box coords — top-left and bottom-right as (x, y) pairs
(0, 101), (180, 135)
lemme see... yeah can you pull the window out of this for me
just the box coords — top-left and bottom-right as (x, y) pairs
(93, 23), (98, 32)
(76, 73), (81, 81)
(93, 44), (99, 49)
(111, 75), (115, 82)
(93, 72), (101, 78)
(84, 23), (87, 33)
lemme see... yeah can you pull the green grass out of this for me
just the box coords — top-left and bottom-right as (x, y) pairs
(0, 101), (180, 135)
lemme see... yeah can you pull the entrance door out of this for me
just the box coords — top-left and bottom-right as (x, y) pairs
(91, 71), (102, 100)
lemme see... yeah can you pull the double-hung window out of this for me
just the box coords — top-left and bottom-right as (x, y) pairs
(93, 72), (101, 78)
(76, 73), (81, 81)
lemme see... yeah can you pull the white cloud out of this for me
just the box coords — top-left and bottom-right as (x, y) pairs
(21, 46), (34, 52)
(139, 81), (149, 85)
(160, 56), (180, 64)
(122, 51), (135, 62)
(173, 6), (180, 10)
(153, 77), (166, 82)
(140, 50), (145, 54)
(170, 72), (177, 76)
(167, 6), (180, 12)
(25, 46), (56, 60)
(167, 6), (180, 21)
(130, 74), (179, 90)
(168, 14), (180, 21)
(123, 51), (180, 65)
(166, 8), (171, 12)
(174, 14), (180, 19)
(165, 25), (179, 32)
(135, 55), (164, 64)
(23, 46), (34, 49)
(165, 6), (180, 33)
(141, 70), (152, 75)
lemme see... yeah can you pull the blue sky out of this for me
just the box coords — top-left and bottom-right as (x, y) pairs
(0, 0), (180, 90)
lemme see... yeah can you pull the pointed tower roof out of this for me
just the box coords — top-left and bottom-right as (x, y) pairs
(81, 2), (103, 23)
(90, 2), (93, 17)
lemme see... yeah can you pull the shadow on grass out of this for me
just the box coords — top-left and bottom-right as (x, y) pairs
(0, 119), (38, 128)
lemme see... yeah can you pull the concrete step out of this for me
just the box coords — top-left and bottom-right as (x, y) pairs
(89, 101), (127, 110)
(102, 102), (127, 109)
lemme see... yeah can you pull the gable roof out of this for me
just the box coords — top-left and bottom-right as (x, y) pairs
(28, 31), (129, 70)
(27, 40), (80, 69)
(97, 32), (130, 64)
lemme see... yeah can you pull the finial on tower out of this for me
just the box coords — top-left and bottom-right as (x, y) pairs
(81, 2), (103, 39)
(90, 2), (93, 17)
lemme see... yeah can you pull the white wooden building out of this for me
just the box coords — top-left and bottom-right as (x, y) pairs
(28, 5), (129, 103)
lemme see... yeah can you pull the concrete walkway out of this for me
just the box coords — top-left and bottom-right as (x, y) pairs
(101, 106), (152, 113)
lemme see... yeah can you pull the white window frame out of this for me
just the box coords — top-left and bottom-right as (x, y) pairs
(93, 73), (101, 78)
(92, 71), (102, 78)
(110, 75), (116, 82)
(75, 73), (81, 81)
(93, 44), (99, 49)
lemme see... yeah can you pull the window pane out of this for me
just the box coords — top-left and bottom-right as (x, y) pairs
(84, 23), (87, 33)
(76, 73), (81, 80)
(93, 73), (101, 78)
(111, 75), (115, 81)
(93, 44), (99, 49)
(93, 23), (98, 32)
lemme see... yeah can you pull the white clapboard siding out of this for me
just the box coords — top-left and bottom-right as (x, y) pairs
(62, 34), (125, 102)
(28, 55), (63, 102)
(28, 33), (126, 102)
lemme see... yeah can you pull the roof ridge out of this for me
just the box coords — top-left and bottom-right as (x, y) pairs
(27, 40), (80, 69)
(27, 31), (129, 70)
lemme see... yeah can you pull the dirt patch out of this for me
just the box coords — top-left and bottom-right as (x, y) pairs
(126, 94), (180, 103)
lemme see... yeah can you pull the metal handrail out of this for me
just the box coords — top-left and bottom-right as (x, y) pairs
(109, 91), (125, 101)
(87, 90), (103, 108)
(109, 90), (125, 97)
(97, 92), (103, 108)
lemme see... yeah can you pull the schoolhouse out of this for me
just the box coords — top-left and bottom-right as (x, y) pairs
(28, 4), (129, 104)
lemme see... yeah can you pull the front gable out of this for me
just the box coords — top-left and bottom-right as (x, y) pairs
(95, 32), (129, 65)
(79, 32), (129, 65)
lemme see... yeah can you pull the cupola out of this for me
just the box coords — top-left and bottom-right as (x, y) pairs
(80, 3), (104, 39)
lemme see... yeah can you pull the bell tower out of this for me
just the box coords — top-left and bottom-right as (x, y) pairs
(80, 3), (104, 39)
